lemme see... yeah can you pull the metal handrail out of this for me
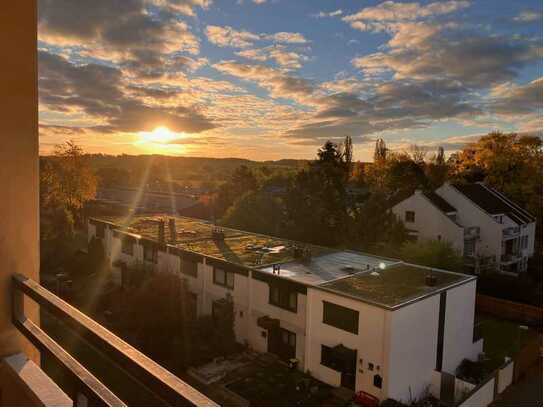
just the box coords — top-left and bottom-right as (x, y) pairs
(12, 273), (218, 407)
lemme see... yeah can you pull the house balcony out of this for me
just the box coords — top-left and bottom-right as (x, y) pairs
(3, 273), (218, 407)
(500, 253), (521, 265)
(464, 226), (480, 240)
(502, 226), (520, 239)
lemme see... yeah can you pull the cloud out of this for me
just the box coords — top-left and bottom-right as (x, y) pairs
(313, 10), (343, 18)
(236, 45), (308, 69)
(513, 10), (542, 23)
(205, 25), (260, 48)
(39, 0), (202, 71)
(213, 61), (315, 100)
(352, 22), (543, 88)
(39, 51), (215, 134)
(343, 1), (470, 25)
(490, 77), (543, 115)
(263, 32), (308, 44)
(205, 25), (308, 49)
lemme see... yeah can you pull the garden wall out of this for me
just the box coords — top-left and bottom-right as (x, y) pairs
(430, 359), (515, 407)
(476, 294), (543, 323)
(513, 334), (543, 382)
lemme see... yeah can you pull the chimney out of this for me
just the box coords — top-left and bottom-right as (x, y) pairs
(168, 218), (176, 243)
(158, 219), (165, 244)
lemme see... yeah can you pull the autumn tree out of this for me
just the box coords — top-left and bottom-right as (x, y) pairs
(41, 141), (97, 227)
(450, 132), (543, 241)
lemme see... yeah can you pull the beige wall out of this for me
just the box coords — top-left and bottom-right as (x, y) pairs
(0, 1), (40, 363)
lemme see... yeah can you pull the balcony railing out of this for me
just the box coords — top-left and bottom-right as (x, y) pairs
(464, 226), (480, 239)
(502, 226), (520, 239)
(500, 253), (521, 264)
(12, 273), (218, 407)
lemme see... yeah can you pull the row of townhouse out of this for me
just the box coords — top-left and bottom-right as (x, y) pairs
(88, 215), (483, 404)
(392, 182), (536, 275)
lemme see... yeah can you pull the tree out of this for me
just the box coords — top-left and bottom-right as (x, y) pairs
(374, 138), (387, 163)
(450, 132), (543, 242)
(41, 141), (97, 226)
(222, 190), (286, 236)
(342, 135), (353, 178)
(399, 239), (464, 273)
(214, 165), (258, 218)
(354, 192), (408, 253)
(284, 141), (351, 246)
(118, 272), (195, 370)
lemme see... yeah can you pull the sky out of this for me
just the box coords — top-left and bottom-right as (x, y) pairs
(38, 0), (543, 161)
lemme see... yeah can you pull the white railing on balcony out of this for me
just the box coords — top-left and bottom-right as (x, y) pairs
(502, 226), (520, 238)
(464, 226), (480, 239)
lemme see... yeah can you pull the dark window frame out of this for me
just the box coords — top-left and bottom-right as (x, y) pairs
(213, 267), (234, 289)
(269, 284), (298, 313)
(96, 223), (105, 238)
(121, 238), (133, 256)
(405, 211), (415, 223)
(143, 245), (158, 264)
(323, 301), (359, 334)
(181, 258), (198, 278)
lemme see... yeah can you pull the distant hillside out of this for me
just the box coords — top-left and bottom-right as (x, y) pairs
(77, 154), (309, 189)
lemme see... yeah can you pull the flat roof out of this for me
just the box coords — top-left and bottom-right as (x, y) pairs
(92, 215), (475, 309)
(258, 251), (399, 285)
(93, 215), (331, 267)
(318, 263), (473, 309)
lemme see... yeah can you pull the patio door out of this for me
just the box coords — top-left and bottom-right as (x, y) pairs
(268, 327), (296, 361)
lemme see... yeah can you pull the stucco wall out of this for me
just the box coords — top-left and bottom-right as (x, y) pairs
(305, 288), (388, 400)
(442, 280), (482, 374)
(386, 295), (440, 403)
(248, 278), (307, 367)
(392, 192), (464, 254)
(0, 0), (40, 364)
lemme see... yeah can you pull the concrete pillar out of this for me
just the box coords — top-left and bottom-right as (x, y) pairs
(0, 0), (40, 364)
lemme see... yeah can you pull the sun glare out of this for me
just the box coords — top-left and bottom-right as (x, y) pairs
(140, 126), (176, 144)
(135, 126), (188, 154)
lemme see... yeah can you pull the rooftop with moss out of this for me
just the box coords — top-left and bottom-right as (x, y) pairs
(91, 215), (475, 309)
(319, 264), (473, 309)
(92, 215), (332, 267)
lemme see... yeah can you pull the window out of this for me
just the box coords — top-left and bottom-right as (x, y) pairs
(320, 344), (357, 374)
(373, 374), (382, 389)
(321, 345), (337, 370)
(121, 238), (133, 255)
(323, 301), (359, 334)
(96, 223), (105, 238)
(521, 235), (529, 250)
(269, 284), (297, 312)
(213, 267), (234, 289)
(464, 239), (475, 257)
(281, 328), (296, 349)
(181, 258), (198, 278)
(405, 211), (415, 223)
(143, 245), (157, 263)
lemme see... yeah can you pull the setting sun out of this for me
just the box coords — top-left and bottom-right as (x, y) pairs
(139, 126), (176, 144)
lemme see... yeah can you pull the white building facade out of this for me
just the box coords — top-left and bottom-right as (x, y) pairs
(392, 183), (536, 274)
(88, 217), (483, 403)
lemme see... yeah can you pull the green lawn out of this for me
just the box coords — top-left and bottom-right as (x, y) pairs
(479, 315), (539, 365)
